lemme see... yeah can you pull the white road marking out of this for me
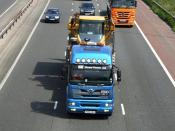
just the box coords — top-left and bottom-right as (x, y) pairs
(0, 0), (17, 18)
(65, 51), (66, 57)
(0, 0), (51, 91)
(71, 9), (74, 12)
(97, 4), (99, 6)
(54, 101), (58, 110)
(98, 10), (101, 13)
(121, 103), (126, 115)
(135, 21), (175, 88)
(114, 73), (117, 80)
(72, 3), (74, 5)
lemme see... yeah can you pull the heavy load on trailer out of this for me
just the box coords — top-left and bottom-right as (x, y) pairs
(66, 13), (116, 61)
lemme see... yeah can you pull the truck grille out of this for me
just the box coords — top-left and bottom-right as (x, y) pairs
(80, 89), (101, 96)
(114, 12), (130, 19)
(72, 89), (110, 99)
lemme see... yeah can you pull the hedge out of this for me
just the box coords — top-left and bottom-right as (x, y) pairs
(142, 0), (175, 32)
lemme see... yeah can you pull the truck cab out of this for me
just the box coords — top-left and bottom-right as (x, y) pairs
(65, 45), (121, 115)
(107, 0), (137, 26)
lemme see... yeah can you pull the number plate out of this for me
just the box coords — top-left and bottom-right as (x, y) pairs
(85, 13), (90, 15)
(119, 20), (127, 23)
(84, 110), (96, 114)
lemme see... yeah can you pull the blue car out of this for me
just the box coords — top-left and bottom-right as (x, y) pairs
(44, 8), (60, 23)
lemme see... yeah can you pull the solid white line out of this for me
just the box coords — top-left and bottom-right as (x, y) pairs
(135, 21), (175, 88)
(121, 104), (125, 115)
(64, 51), (66, 57)
(0, 0), (51, 91)
(54, 101), (58, 110)
(114, 73), (117, 80)
(0, 0), (17, 18)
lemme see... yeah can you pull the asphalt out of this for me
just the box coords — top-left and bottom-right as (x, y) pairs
(0, 0), (15, 15)
(0, 0), (175, 131)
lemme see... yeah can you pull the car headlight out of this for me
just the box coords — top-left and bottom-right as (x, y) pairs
(45, 16), (49, 18)
(55, 16), (59, 19)
(80, 9), (84, 12)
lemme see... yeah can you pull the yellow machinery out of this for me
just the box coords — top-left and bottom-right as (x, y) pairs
(66, 13), (116, 62)
(67, 13), (115, 46)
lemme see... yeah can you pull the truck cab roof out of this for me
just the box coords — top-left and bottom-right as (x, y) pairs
(71, 45), (112, 65)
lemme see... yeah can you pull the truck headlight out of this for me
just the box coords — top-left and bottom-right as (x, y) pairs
(68, 102), (75, 106)
(105, 103), (113, 107)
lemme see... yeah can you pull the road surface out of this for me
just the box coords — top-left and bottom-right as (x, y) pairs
(0, 0), (175, 131)
(0, 0), (15, 16)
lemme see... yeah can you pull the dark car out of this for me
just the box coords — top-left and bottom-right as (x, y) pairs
(44, 8), (60, 23)
(79, 3), (95, 16)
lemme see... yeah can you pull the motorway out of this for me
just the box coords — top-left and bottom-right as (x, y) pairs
(0, 0), (175, 131)
(0, 0), (15, 16)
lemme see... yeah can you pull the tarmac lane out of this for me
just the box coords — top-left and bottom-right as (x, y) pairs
(0, 0), (16, 16)
(0, 0), (175, 131)
(136, 0), (175, 84)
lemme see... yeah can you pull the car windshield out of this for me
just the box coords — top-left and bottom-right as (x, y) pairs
(70, 64), (113, 85)
(111, 0), (136, 8)
(79, 20), (104, 35)
(47, 9), (59, 14)
(82, 3), (94, 8)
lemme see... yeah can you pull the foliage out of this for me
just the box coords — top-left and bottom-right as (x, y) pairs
(142, 0), (175, 32)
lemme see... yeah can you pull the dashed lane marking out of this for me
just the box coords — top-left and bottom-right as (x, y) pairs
(121, 103), (126, 115)
(114, 73), (117, 81)
(54, 101), (58, 110)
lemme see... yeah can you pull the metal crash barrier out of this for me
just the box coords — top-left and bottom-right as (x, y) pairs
(0, 0), (33, 39)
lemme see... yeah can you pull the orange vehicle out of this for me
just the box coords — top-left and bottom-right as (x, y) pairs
(107, 0), (137, 27)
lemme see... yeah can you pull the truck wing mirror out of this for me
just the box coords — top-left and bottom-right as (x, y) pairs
(116, 69), (121, 82)
(135, 1), (137, 7)
(61, 66), (67, 80)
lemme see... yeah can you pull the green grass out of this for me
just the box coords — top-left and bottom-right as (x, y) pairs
(142, 0), (175, 32)
(155, 0), (175, 16)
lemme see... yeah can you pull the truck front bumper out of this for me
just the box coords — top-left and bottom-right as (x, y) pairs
(113, 19), (134, 26)
(67, 99), (114, 115)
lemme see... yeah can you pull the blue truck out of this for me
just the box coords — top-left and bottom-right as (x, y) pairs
(64, 44), (121, 116)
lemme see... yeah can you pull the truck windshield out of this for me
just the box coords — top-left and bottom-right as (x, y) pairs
(79, 20), (104, 35)
(111, 0), (136, 8)
(70, 64), (113, 85)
